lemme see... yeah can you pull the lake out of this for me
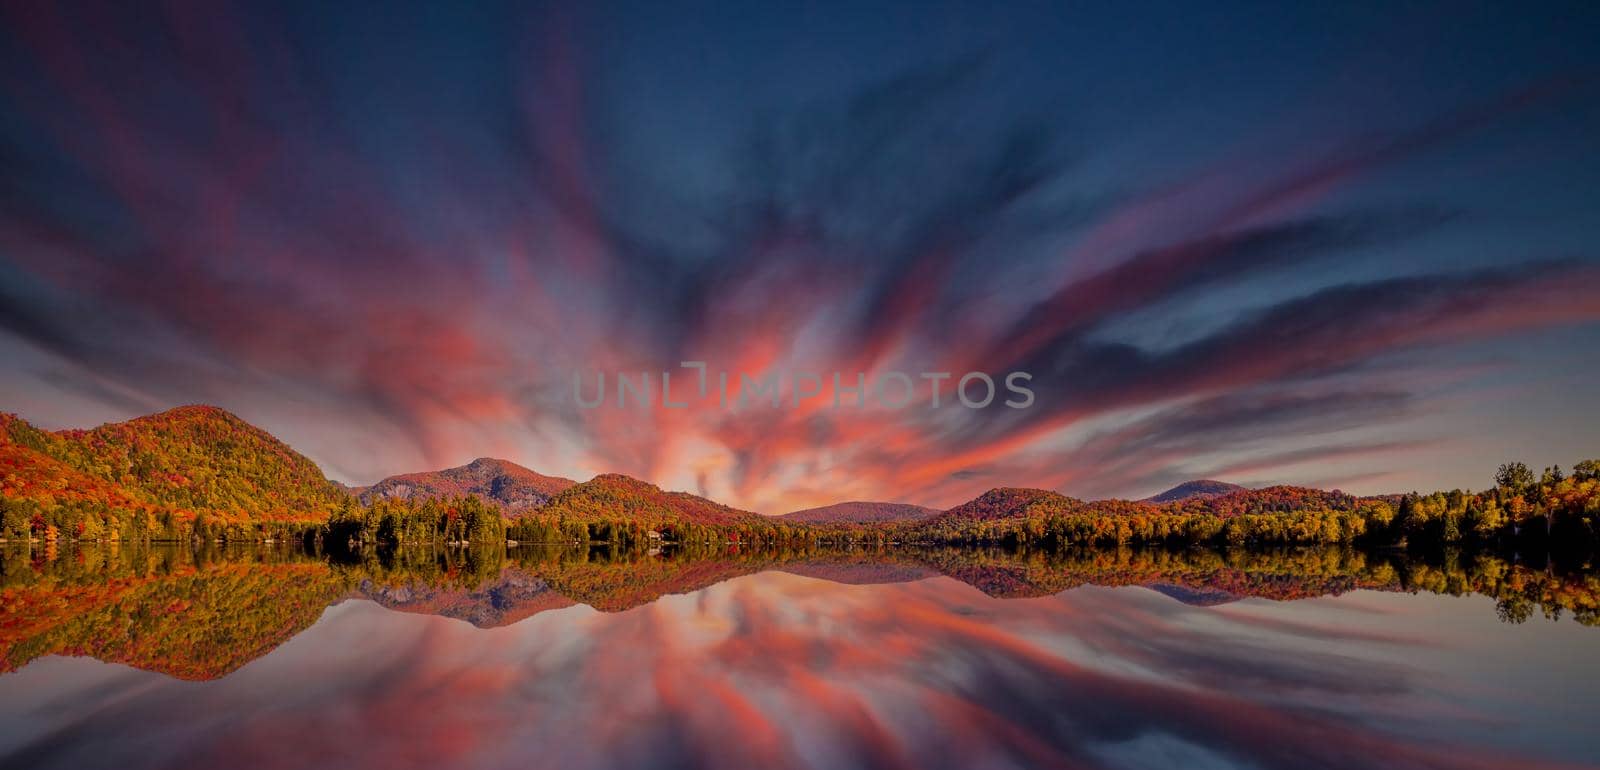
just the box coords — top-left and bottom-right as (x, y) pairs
(1, 544), (1596, 769)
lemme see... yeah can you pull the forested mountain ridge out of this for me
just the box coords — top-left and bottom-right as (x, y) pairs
(500, 473), (787, 546)
(907, 468), (1599, 549)
(0, 420), (150, 536)
(780, 501), (940, 524)
(2, 406), (344, 541)
(932, 487), (1086, 522)
(2, 405), (1597, 552)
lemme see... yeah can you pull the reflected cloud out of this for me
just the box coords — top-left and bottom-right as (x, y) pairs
(1, 545), (1597, 769)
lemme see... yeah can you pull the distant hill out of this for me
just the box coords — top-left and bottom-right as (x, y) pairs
(1146, 584), (1241, 607)
(778, 561), (937, 585)
(542, 473), (773, 530)
(1162, 485), (1361, 516)
(931, 487), (1085, 523)
(359, 457), (575, 512)
(1, 405), (345, 536)
(1144, 479), (1246, 503)
(780, 501), (939, 524)
(355, 569), (576, 628)
(907, 482), (1370, 543)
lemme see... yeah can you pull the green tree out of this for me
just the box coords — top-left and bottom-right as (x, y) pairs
(1495, 462), (1535, 494)
(1573, 459), (1600, 482)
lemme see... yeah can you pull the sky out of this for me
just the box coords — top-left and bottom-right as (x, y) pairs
(1, 0), (1598, 512)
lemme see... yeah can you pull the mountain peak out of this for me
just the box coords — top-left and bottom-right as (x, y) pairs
(936, 487), (1084, 521)
(135, 404), (252, 428)
(1144, 479), (1247, 504)
(589, 472), (654, 487)
(361, 458), (576, 511)
(157, 403), (235, 418)
(541, 473), (766, 529)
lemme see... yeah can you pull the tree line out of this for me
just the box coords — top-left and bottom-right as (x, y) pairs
(4, 453), (1597, 552)
(897, 460), (1600, 550)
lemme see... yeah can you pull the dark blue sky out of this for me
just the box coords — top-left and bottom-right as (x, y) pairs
(1, 0), (1597, 509)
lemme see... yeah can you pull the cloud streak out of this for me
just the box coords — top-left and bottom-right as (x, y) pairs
(0, 2), (1596, 508)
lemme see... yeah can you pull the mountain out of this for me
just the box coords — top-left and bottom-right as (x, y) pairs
(921, 483), (1361, 527)
(354, 569), (576, 628)
(1, 405), (344, 539)
(0, 416), (150, 521)
(1162, 485), (1361, 516)
(542, 473), (772, 529)
(780, 501), (940, 524)
(1146, 584), (1241, 607)
(359, 457), (575, 512)
(932, 487), (1084, 522)
(778, 560), (937, 584)
(0, 558), (351, 680)
(1144, 479), (1246, 503)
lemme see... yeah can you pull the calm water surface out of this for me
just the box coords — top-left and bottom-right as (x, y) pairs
(0, 546), (1596, 770)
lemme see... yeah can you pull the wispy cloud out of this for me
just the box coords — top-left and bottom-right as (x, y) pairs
(0, 2), (1596, 508)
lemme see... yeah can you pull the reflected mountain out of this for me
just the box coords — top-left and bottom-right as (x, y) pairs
(355, 571), (576, 628)
(0, 552), (348, 681)
(1145, 583), (1242, 606)
(3, 543), (1596, 682)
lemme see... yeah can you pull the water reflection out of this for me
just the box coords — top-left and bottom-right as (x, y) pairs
(1, 544), (1597, 769)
